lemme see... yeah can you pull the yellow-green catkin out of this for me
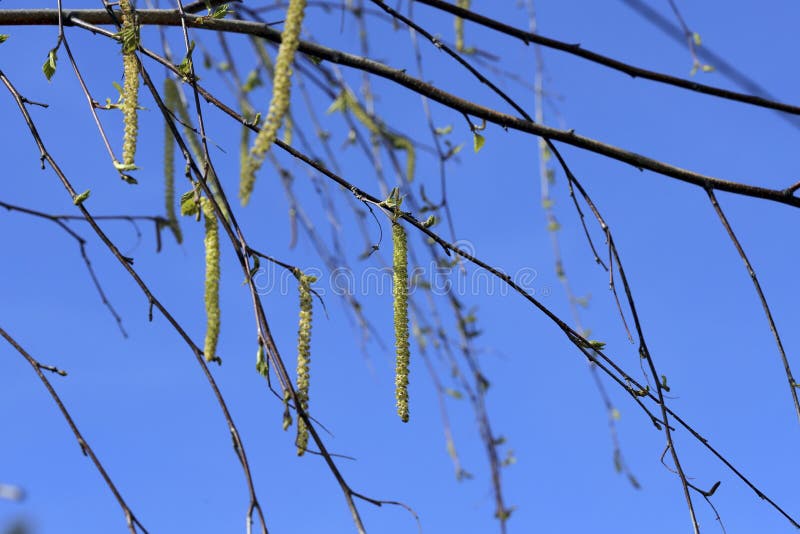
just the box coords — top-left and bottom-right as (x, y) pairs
(454, 0), (471, 52)
(392, 222), (410, 422)
(295, 272), (315, 455)
(120, 0), (139, 168)
(241, 0), (307, 205)
(163, 79), (182, 243)
(200, 197), (220, 363)
(165, 78), (228, 221)
(239, 119), (251, 202)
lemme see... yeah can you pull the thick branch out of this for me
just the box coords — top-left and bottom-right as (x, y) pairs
(2, 8), (797, 208)
(412, 0), (800, 117)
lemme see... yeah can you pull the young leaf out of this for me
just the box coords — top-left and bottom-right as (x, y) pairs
(73, 190), (91, 205)
(42, 48), (58, 81)
(422, 215), (437, 228)
(473, 133), (485, 152)
(211, 4), (230, 19)
(242, 70), (263, 93)
(587, 340), (606, 351)
(255, 344), (269, 377)
(180, 190), (198, 216)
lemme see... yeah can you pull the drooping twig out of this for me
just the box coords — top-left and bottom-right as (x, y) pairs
(706, 189), (800, 424)
(0, 68), (270, 534)
(0, 326), (147, 534)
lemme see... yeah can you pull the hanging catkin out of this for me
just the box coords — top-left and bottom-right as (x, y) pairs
(295, 272), (315, 455)
(201, 198), (220, 363)
(240, 0), (307, 205)
(162, 79), (182, 243)
(392, 222), (410, 422)
(119, 0), (139, 168)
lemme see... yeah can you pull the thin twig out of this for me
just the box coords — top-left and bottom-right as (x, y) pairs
(706, 189), (800, 424)
(0, 326), (147, 534)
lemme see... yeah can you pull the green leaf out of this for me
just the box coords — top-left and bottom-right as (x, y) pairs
(255, 345), (269, 376)
(116, 24), (139, 54)
(444, 388), (463, 400)
(473, 132), (485, 152)
(434, 124), (453, 135)
(211, 4), (230, 19)
(176, 42), (196, 80)
(502, 450), (516, 467)
(180, 190), (198, 216)
(421, 215), (437, 228)
(692, 32), (702, 46)
(0, 35), (9, 44)
(42, 48), (58, 81)
(495, 507), (514, 521)
(326, 92), (347, 114)
(660, 374), (671, 392)
(73, 190), (91, 205)
(242, 69), (262, 93)
(177, 57), (193, 80)
(701, 64), (715, 73)
(587, 340), (606, 351)
(383, 187), (403, 210)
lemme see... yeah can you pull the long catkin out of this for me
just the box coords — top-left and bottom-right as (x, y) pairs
(392, 222), (410, 422)
(200, 198), (220, 363)
(241, 0), (307, 205)
(295, 273), (315, 455)
(120, 0), (139, 168)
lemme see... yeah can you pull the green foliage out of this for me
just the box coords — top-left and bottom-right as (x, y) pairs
(72, 189), (91, 205)
(42, 47), (57, 81)
(473, 132), (485, 152)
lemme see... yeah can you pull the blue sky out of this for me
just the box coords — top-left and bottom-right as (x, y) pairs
(1, 1), (799, 533)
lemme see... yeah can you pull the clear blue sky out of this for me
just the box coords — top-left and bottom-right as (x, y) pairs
(1, 1), (799, 533)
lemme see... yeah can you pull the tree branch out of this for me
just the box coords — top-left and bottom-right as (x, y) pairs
(2, 8), (795, 208)
(411, 0), (800, 118)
